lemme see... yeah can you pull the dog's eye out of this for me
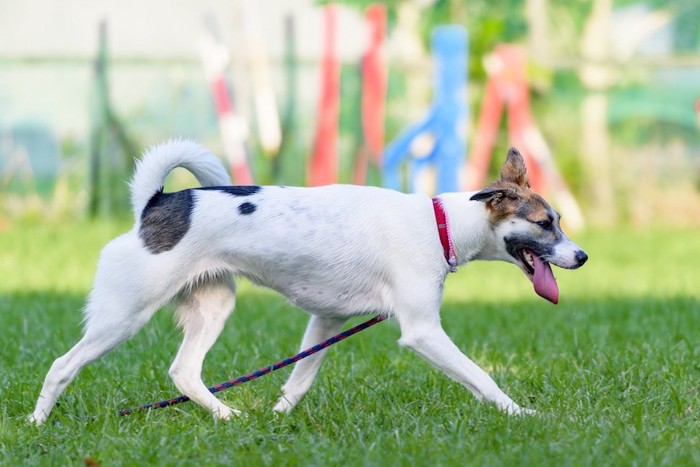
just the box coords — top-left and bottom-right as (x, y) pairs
(536, 220), (552, 230)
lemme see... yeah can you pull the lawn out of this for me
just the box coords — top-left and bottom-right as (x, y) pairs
(1, 220), (699, 465)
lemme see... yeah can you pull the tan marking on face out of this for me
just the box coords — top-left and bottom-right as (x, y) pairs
(477, 148), (554, 227)
(481, 182), (552, 226)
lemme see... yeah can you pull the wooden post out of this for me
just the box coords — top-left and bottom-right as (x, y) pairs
(87, 20), (136, 218)
(242, 0), (282, 158)
(276, 13), (302, 185)
(578, 0), (615, 226)
(200, 16), (254, 185)
(87, 20), (108, 218)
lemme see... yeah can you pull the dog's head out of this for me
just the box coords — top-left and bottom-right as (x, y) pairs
(470, 148), (588, 304)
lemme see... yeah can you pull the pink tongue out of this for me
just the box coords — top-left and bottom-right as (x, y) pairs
(531, 253), (559, 304)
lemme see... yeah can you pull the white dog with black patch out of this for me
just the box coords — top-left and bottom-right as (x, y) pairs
(29, 140), (587, 425)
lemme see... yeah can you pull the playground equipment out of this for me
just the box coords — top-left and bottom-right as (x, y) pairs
(200, 16), (254, 185)
(383, 25), (468, 195)
(308, 4), (341, 187)
(352, 4), (388, 185)
(240, 0), (282, 158)
(465, 45), (584, 231)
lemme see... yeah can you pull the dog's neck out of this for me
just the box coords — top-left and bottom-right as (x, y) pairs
(433, 193), (492, 267)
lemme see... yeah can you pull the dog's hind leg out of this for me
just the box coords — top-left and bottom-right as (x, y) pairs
(29, 234), (191, 426)
(273, 315), (347, 413)
(29, 287), (169, 425)
(168, 277), (237, 420)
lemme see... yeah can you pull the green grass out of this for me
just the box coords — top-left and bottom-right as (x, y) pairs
(1, 221), (699, 465)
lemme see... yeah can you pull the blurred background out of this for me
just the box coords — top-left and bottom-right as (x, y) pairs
(1, 0), (699, 228)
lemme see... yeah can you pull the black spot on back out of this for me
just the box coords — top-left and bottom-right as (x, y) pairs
(238, 202), (256, 215)
(197, 186), (261, 197)
(140, 189), (194, 254)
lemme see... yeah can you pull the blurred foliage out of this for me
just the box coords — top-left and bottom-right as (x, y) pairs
(323, 0), (589, 78)
(618, 0), (700, 51)
(326, 0), (700, 74)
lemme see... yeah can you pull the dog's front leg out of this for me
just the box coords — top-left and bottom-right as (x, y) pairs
(397, 314), (533, 415)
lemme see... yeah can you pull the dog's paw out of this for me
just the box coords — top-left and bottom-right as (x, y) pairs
(506, 404), (538, 416)
(272, 396), (296, 414)
(497, 400), (538, 416)
(515, 407), (538, 416)
(27, 412), (46, 426)
(212, 405), (241, 421)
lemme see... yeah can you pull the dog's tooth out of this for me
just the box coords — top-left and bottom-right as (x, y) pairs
(524, 251), (534, 267)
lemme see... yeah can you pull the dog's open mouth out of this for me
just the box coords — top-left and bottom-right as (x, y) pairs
(519, 249), (559, 304)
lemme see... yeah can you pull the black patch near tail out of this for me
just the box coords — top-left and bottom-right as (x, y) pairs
(140, 189), (194, 254)
(197, 186), (261, 197)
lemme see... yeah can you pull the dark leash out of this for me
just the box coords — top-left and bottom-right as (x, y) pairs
(119, 315), (385, 416)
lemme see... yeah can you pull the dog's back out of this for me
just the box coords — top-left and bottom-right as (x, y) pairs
(136, 179), (439, 315)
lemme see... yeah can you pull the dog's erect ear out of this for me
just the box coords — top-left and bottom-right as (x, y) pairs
(470, 188), (503, 203)
(470, 187), (517, 204)
(499, 147), (529, 188)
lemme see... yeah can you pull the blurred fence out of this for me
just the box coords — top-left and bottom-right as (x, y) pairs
(1, 2), (699, 226)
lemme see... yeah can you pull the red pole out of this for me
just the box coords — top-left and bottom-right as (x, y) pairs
(500, 46), (545, 192)
(465, 75), (504, 190)
(309, 5), (340, 186)
(362, 4), (387, 166)
(353, 4), (387, 185)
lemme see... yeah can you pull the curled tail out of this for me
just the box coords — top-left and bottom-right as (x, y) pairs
(130, 140), (232, 221)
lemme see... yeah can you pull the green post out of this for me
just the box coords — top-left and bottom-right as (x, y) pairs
(87, 20), (137, 218)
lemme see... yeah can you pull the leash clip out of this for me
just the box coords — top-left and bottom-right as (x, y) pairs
(448, 257), (458, 273)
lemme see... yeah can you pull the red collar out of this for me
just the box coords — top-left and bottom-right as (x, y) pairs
(432, 198), (458, 273)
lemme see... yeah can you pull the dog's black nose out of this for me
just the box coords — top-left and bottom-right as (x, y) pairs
(575, 250), (588, 267)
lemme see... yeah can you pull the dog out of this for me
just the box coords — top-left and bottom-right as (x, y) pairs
(29, 141), (587, 425)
